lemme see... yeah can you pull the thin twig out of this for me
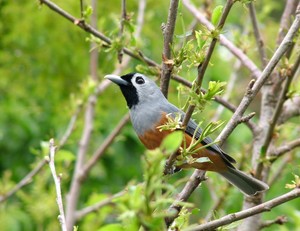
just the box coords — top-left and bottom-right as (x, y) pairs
(0, 159), (47, 203)
(271, 139), (300, 160)
(165, 170), (207, 226)
(268, 154), (292, 186)
(59, 105), (82, 147)
(182, 0), (262, 79)
(118, 0), (127, 63)
(79, 0), (84, 19)
(0, 105), (82, 204)
(259, 215), (288, 229)
(79, 114), (130, 181)
(90, 0), (98, 81)
(249, 2), (268, 67)
(277, 0), (298, 45)
(212, 60), (240, 121)
(66, 91), (97, 230)
(278, 96), (300, 124)
(75, 190), (126, 220)
(48, 139), (67, 231)
(160, 0), (179, 97)
(183, 188), (300, 231)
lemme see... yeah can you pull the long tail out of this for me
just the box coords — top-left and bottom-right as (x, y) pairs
(219, 168), (269, 196)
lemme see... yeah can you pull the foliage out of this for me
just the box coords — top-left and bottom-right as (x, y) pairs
(0, 0), (299, 231)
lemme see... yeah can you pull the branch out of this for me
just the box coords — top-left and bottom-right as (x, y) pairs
(118, 0), (127, 63)
(271, 138), (300, 160)
(184, 188), (300, 231)
(278, 96), (300, 125)
(75, 190), (126, 220)
(217, 6), (300, 145)
(48, 139), (67, 231)
(259, 215), (288, 229)
(59, 105), (82, 147)
(39, 0), (158, 67)
(0, 105), (81, 204)
(182, 0), (262, 79)
(66, 91), (97, 230)
(277, 0), (298, 45)
(0, 159), (47, 203)
(165, 170), (207, 226)
(256, 48), (300, 178)
(79, 114), (130, 181)
(249, 2), (268, 67)
(160, 0), (179, 97)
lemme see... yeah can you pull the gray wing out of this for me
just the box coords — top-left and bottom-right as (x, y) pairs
(162, 102), (236, 168)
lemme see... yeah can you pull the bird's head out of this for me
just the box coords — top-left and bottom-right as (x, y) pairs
(105, 73), (165, 109)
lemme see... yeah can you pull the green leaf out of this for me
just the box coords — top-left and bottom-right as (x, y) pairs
(195, 30), (206, 49)
(161, 131), (183, 154)
(97, 224), (124, 231)
(83, 6), (93, 19)
(55, 149), (76, 162)
(195, 157), (212, 164)
(40, 140), (50, 156)
(211, 5), (223, 26)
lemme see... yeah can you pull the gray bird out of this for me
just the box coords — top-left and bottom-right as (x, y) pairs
(105, 72), (269, 196)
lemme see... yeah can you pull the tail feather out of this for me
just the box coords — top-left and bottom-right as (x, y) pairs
(219, 168), (269, 196)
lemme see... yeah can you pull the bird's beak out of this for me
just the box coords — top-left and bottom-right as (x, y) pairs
(105, 74), (129, 86)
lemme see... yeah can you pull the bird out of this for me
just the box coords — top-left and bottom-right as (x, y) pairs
(105, 72), (269, 196)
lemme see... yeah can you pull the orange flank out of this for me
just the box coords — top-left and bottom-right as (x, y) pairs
(138, 113), (228, 172)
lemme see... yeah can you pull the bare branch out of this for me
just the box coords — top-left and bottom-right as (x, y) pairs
(59, 105), (82, 147)
(277, 0), (298, 45)
(66, 91), (97, 230)
(90, 0), (99, 81)
(278, 96), (300, 125)
(182, 0), (262, 79)
(205, 185), (230, 221)
(256, 49), (300, 178)
(165, 170), (207, 226)
(48, 139), (67, 231)
(271, 139), (300, 159)
(135, 0), (146, 37)
(160, 0), (179, 97)
(79, 114), (130, 181)
(184, 188), (300, 231)
(217, 8), (300, 145)
(75, 190), (126, 220)
(249, 2), (268, 67)
(259, 215), (288, 229)
(0, 104), (82, 204)
(79, 0), (84, 19)
(268, 154), (292, 186)
(0, 159), (47, 203)
(238, 112), (256, 124)
(118, 0), (127, 63)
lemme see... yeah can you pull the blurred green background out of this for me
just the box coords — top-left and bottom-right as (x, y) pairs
(0, 0), (299, 230)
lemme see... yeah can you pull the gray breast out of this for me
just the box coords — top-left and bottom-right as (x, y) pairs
(129, 100), (180, 136)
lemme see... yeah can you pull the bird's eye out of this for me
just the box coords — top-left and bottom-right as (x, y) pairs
(135, 76), (145, 85)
